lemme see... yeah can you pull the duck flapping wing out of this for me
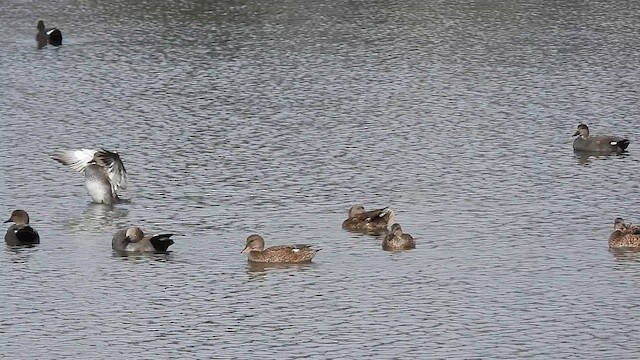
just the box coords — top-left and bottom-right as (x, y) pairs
(51, 148), (128, 192)
(51, 149), (98, 172)
(94, 149), (128, 191)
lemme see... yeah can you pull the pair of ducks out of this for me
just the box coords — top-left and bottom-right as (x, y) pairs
(342, 205), (416, 251)
(45, 123), (631, 205)
(574, 126), (633, 248)
(4, 209), (174, 252)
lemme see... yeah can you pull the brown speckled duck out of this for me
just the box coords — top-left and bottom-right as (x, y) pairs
(4, 210), (40, 246)
(241, 234), (320, 263)
(341, 205), (395, 234)
(609, 218), (640, 248)
(382, 223), (415, 251)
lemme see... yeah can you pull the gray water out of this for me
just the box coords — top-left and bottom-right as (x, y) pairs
(1, 0), (640, 358)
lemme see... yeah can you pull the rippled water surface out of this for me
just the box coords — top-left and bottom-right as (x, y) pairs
(2, 0), (640, 358)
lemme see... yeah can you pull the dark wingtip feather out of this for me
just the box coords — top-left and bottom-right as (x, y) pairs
(149, 234), (174, 252)
(618, 139), (630, 151)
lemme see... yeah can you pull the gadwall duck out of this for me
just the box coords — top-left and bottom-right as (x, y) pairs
(112, 226), (174, 253)
(4, 210), (40, 246)
(241, 234), (320, 263)
(51, 149), (127, 204)
(609, 218), (640, 248)
(573, 124), (629, 153)
(36, 20), (62, 49)
(342, 205), (395, 234)
(382, 223), (415, 251)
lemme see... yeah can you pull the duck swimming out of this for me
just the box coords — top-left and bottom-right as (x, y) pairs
(572, 124), (629, 153)
(241, 234), (319, 263)
(112, 226), (175, 253)
(36, 20), (62, 49)
(4, 210), (40, 246)
(609, 218), (640, 248)
(342, 205), (395, 234)
(382, 223), (415, 251)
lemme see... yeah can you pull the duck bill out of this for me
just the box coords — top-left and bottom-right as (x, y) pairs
(241, 246), (249, 254)
(572, 131), (580, 137)
(3, 218), (11, 223)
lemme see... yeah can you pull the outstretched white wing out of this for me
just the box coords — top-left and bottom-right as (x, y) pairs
(51, 148), (128, 192)
(50, 149), (98, 173)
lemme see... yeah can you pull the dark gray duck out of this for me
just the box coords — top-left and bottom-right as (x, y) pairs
(36, 20), (62, 49)
(4, 210), (40, 246)
(572, 124), (629, 153)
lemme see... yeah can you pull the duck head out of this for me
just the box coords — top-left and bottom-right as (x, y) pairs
(4, 210), (30, 225)
(242, 234), (265, 253)
(573, 124), (589, 138)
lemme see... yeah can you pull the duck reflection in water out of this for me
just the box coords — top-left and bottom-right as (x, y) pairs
(574, 150), (628, 165)
(64, 203), (130, 232)
(246, 261), (316, 275)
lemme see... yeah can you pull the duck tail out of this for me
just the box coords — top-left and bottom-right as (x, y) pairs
(615, 139), (630, 151)
(149, 234), (174, 252)
(47, 29), (62, 46)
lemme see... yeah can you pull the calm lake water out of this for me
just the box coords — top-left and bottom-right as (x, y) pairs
(1, 0), (640, 358)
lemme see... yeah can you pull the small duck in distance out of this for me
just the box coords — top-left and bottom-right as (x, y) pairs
(36, 20), (62, 49)
(609, 218), (640, 248)
(382, 223), (415, 251)
(572, 124), (629, 153)
(241, 234), (320, 263)
(51, 149), (127, 204)
(4, 210), (40, 246)
(112, 226), (175, 253)
(342, 205), (395, 234)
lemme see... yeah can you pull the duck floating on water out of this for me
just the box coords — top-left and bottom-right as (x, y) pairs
(241, 234), (320, 263)
(36, 20), (62, 49)
(342, 205), (395, 234)
(382, 223), (415, 251)
(609, 218), (640, 248)
(572, 124), (629, 153)
(4, 210), (40, 246)
(112, 226), (175, 253)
